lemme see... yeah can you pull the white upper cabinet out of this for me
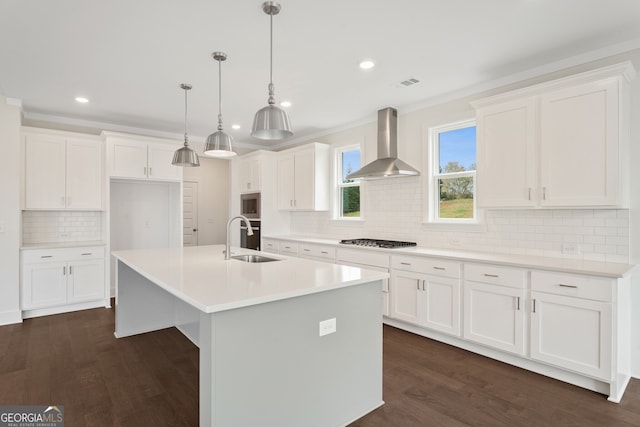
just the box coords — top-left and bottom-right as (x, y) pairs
(105, 132), (182, 181)
(23, 129), (103, 210)
(473, 62), (634, 208)
(476, 98), (537, 207)
(238, 157), (262, 193)
(276, 143), (329, 211)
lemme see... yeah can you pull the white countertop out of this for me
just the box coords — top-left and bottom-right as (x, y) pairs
(264, 235), (636, 278)
(21, 240), (107, 250)
(112, 245), (389, 314)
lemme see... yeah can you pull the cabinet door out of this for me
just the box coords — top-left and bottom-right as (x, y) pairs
(67, 259), (105, 303)
(476, 98), (536, 207)
(293, 149), (315, 210)
(23, 262), (67, 309)
(464, 281), (525, 355)
(240, 158), (262, 192)
(148, 144), (182, 181)
(24, 134), (67, 209)
(530, 291), (611, 380)
(109, 140), (148, 178)
(539, 78), (619, 206)
(66, 138), (103, 209)
(389, 270), (421, 325)
(423, 275), (460, 336)
(277, 154), (295, 210)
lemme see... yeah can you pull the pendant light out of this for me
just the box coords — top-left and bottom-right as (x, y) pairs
(251, 1), (293, 140)
(204, 52), (236, 158)
(172, 84), (200, 167)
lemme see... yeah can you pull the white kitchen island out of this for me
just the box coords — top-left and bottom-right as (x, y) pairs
(112, 245), (389, 427)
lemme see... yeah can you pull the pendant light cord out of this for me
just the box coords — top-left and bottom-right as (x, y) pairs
(267, 12), (275, 105)
(218, 57), (223, 131)
(184, 87), (189, 146)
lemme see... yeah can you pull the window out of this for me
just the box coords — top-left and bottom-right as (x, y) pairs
(429, 120), (477, 222)
(336, 145), (361, 219)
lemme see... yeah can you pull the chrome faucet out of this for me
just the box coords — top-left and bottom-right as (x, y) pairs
(225, 215), (254, 260)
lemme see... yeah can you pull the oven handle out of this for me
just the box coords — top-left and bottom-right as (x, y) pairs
(241, 226), (260, 231)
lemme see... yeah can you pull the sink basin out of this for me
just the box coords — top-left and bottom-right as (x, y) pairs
(231, 254), (280, 263)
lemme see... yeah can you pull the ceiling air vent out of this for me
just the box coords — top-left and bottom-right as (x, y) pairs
(400, 78), (420, 86)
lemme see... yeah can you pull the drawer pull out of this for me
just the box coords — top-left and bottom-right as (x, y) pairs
(400, 262), (411, 266)
(557, 284), (578, 289)
(516, 296), (520, 311)
(81, 252), (92, 256)
(303, 249), (311, 252)
(69, 266), (73, 274)
(40, 255), (53, 258)
(321, 251), (329, 254)
(532, 299), (536, 313)
(484, 273), (499, 278)
(63, 266), (66, 275)
(432, 266), (446, 271)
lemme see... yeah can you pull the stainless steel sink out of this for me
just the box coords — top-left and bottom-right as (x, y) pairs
(231, 254), (280, 263)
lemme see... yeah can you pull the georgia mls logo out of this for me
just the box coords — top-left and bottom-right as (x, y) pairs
(0, 405), (64, 426)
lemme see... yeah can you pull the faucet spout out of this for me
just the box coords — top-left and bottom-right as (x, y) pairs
(226, 215), (254, 260)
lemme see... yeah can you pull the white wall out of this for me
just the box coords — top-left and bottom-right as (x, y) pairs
(0, 97), (22, 325)
(288, 49), (640, 377)
(183, 156), (230, 245)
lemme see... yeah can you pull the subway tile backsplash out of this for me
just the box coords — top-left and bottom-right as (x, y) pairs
(290, 178), (630, 263)
(22, 211), (103, 244)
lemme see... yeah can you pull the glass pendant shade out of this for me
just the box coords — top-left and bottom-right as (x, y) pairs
(204, 129), (236, 158)
(172, 83), (200, 167)
(252, 103), (292, 140)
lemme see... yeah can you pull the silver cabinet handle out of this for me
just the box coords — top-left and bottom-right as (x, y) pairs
(303, 248), (311, 252)
(149, 167), (152, 176)
(81, 252), (92, 256)
(558, 284), (578, 289)
(422, 280), (426, 291)
(69, 266), (73, 275)
(528, 187), (531, 200)
(416, 280), (420, 290)
(532, 299), (536, 313)
(433, 266), (445, 270)
(400, 262), (411, 266)
(63, 266), (66, 275)
(321, 251), (329, 254)
(484, 273), (499, 278)
(41, 255), (53, 258)
(516, 296), (520, 311)
(543, 187), (547, 200)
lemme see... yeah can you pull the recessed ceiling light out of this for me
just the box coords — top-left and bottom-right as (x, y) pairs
(280, 101), (292, 108)
(231, 124), (241, 130)
(359, 60), (375, 70)
(75, 97), (89, 103)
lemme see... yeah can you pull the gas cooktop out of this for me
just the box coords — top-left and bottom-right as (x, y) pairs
(339, 238), (417, 249)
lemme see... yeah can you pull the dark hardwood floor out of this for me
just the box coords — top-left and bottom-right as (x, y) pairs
(1, 305), (639, 426)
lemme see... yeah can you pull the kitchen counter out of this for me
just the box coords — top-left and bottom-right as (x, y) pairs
(21, 240), (106, 250)
(264, 234), (636, 278)
(112, 244), (386, 426)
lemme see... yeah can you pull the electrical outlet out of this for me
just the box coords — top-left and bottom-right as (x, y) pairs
(319, 318), (336, 337)
(562, 243), (581, 255)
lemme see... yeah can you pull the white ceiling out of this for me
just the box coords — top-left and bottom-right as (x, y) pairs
(2, 0), (640, 150)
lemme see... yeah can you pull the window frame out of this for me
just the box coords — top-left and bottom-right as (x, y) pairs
(333, 144), (363, 221)
(426, 118), (482, 226)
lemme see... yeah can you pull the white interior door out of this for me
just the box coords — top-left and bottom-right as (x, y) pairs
(183, 181), (198, 246)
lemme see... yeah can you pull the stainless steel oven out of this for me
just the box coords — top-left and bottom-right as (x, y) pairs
(240, 192), (260, 219)
(240, 220), (261, 250)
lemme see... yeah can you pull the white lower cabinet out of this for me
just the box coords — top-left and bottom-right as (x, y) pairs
(21, 246), (107, 317)
(390, 255), (461, 336)
(463, 263), (526, 355)
(530, 271), (613, 380)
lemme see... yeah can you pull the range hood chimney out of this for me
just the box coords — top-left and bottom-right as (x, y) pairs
(346, 107), (420, 180)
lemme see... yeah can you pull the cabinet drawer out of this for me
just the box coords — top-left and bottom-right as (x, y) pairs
(279, 241), (299, 255)
(262, 238), (279, 252)
(299, 243), (336, 260)
(336, 248), (390, 268)
(66, 247), (105, 260)
(391, 255), (460, 278)
(531, 271), (613, 302)
(464, 263), (526, 289)
(22, 246), (105, 263)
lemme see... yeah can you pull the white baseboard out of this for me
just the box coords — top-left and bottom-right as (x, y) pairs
(0, 309), (23, 326)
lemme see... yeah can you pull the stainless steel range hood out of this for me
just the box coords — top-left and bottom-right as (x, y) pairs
(346, 107), (420, 180)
